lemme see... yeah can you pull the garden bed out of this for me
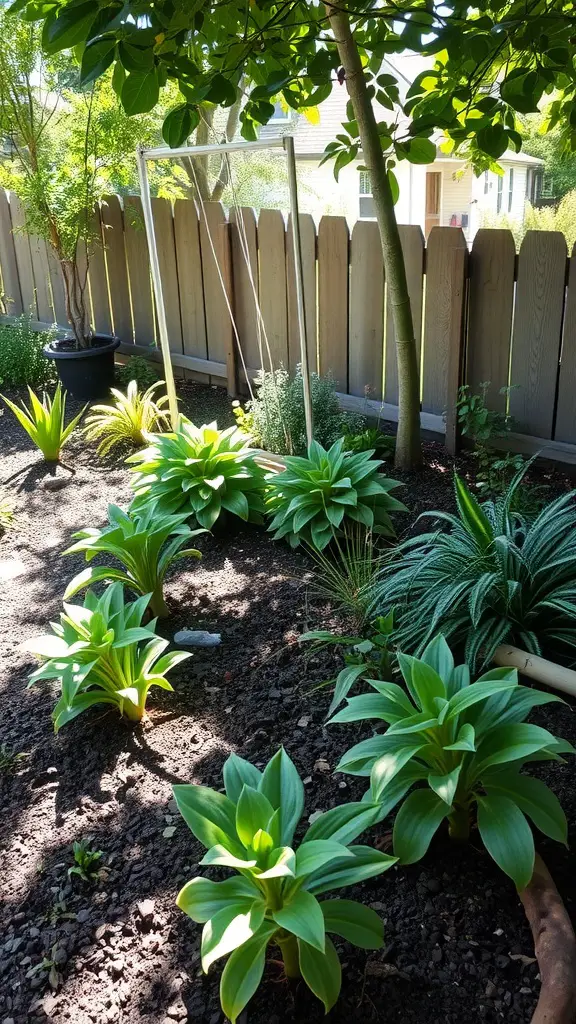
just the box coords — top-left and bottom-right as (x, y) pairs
(1, 379), (575, 1024)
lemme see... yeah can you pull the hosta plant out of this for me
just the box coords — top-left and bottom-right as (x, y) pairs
(24, 583), (191, 730)
(332, 635), (573, 889)
(62, 503), (204, 618)
(267, 438), (406, 551)
(369, 467), (576, 667)
(173, 748), (396, 1022)
(84, 380), (170, 456)
(1, 384), (85, 461)
(128, 420), (267, 529)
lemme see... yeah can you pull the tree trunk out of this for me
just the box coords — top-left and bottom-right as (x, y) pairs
(325, 4), (422, 469)
(210, 91), (244, 201)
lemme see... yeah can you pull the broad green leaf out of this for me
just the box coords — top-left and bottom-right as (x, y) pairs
(172, 784), (243, 855)
(162, 103), (199, 148)
(258, 748), (304, 845)
(321, 899), (384, 949)
(477, 793), (535, 890)
(397, 654), (445, 711)
(223, 753), (263, 803)
(405, 137), (436, 163)
(444, 722), (476, 752)
(483, 772), (567, 845)
(121, 69), (160, 115)
(272, 889), (325, 951)
(257, 846), (295, 879)
(201, 901), (266, 973)
(446, 678), (517, 720)
(476, 723), (559, 772)
(220, 921), (277, 1024)
(328, 664), (370, 715)
(298, 935), (341, 1013)
(294, 840), (354, 878)
(421, 634), (454, 683)
(370, 742), (426, 794)
(235, 785), (275, 848)
(176, 876), (258, 923)
(393, 789), (449, 864)
(200, 845), (257, 870)
(80, 36), (116, 85)
(302, 801), (380, 845)
(428, 765), (461, 807)
(306, 845), (397, 895)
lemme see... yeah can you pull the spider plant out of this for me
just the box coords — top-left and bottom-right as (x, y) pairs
(62, 504), (205, 617)
(84, 380), (170, 455)
(1, 384), (85, 461)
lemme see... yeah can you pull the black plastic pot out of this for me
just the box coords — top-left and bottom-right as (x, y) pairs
(43, 334), (120, 401)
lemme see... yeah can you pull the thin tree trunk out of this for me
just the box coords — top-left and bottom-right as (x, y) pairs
(326, 4), (422, 469)
(210, 91), (244, 201)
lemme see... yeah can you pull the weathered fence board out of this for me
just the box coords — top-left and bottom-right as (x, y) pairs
(230, 206), (260, 373)
(28, 235), (52, 324)
(174, 198), (208, 382)
(422, 227), (467, 420)
(88, 208), (112, 336)
(47, 247), (67, 326)
(509, 231), (566, 438)
(258, 208), (288, 372)
(467, 229), (515, 409)
(286, 213), (317, 375)
(552, 240), (576, 444)
(0, 190), (22, 316)
(198, 202), (231, 377)
(318, 216), (349, 391)
(385, 225), (424, 406)
(152, 197), (183, 356)
(349, 220), (384, 400)
(9, 193), (37, 317)
(124, 195), (155, 347)
(101, 196), (131, 344)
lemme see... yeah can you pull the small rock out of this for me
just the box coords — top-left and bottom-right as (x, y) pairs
(297, 716), (310, 728)
(137, 900), (155, 926)
(431, 947), (443, 963)
(42, 475), (70, 492)
(173, 630), (221, 647)
(485, 980), (497, 998)
(76, 910), (91, 924)
(162, 826), (176, 839)
(307, 810), (324, 825)
(426, 878), (442, 894)
(314, 759), (330, 773)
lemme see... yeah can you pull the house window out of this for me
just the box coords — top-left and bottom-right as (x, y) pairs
(359, 170), (372, 195)
(508, 168), (514, 212)
(496, 174), (503, 214)
(484, 171), (489, 194)
(270, 101), (290, 122)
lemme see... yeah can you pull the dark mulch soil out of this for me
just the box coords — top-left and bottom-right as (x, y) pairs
(1, 379), (576, 1024)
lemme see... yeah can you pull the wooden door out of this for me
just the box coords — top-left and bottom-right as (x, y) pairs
(425, 171), (442, 237)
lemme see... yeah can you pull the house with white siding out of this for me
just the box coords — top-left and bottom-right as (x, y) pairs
(273, 72), (543, 241)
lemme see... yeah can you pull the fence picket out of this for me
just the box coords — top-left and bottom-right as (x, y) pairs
(467, 229), (515, 410)
(421, 227), (467, 421)
(46, 247), (67, 326)
(88, 207), (112, 336)
(318, 215), (349, 391)
(124, 195), (155, 346)
(9, 193), (37, 317)
(152, 197), (183, 356)
(28, 235), (52, 324)
(100, 196), (131, 344)
(198, 201), (231, 376)
(349, 220), (384, 400)
(509, 231), (566, 438)
(286, 213), (317, 375)
(0, 190), (22, 315)
(230, 206), (260, 374)
(258, 208), (288, 372)
(552, 242), (576, 443)
(385, 225), (425, 406)
(174, 197), (208, 382)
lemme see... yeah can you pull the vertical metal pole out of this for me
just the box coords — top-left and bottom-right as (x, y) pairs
(284, 135), (314, 446)
(135, 145), (179, 427)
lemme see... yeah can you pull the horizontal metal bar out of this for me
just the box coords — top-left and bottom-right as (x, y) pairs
(140, 138), (287, 161)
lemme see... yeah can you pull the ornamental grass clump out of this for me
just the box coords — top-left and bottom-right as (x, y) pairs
(173, 748), (396, 1023)
(332, 635), (574, 890)
(369, 466), (576, 667)
(1, 384), (85, 461)
(84, 380), (170, 455)
(62, 504), (204, 618)
(267, 438), (406, 551)
(24, 583), (191, 730)
(128, 420), (267, 529)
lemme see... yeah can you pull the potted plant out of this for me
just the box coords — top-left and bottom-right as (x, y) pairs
(0, 15), (150, 399)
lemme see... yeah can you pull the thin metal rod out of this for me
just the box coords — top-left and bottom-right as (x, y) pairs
(135, 145), (179, 427)
(142, 138), (285, 160)
(284, 135), (314, 447)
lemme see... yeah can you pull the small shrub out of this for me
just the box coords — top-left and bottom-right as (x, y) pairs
(332, 635), (573, 890)
(0, 743), (26, 775)
(1, 383), (86, 461)
(0, 315), (56, 389)
(24, 582), (191, 730)
(267, 438), (406, 550)
(234, 366), (363, 456)
(369, 468), (576, 667)
(115, 355), (159, 391)
(63, 503), (204, 618)
(84, 380), (170, 456)
(173, 747), (396, 1021)
(68, 839), (102, 882)
(128, 420), (267, 529)
(304, 525), (388, 627)
(342, 427), (395, 460)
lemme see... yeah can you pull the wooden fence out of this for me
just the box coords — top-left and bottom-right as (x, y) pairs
(1, 188), (576, 463)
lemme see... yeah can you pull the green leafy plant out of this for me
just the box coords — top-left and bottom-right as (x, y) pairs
(370, 468), (576, 667)
(1, 383), (86, 461)
(128, 419), (267, 529)
(332, 635), (573, 890)
(0, 488), (14, 535)
(173, 747), (396, 1022)
(68, 839), (103, 882)
(301, 612), (395, 715)
(0, 743), (27, 775)
(233, 367), (364, 457)
(84, 381), (170, 456)
(0, 315), (56, 388)
(343, 427), (395, 461)
(62, 503), (204, 618)
(305, 525), (388, 627)
(267, 439), (406, 551)
(115, 356), (159, 391)
(24, 582), (191, 730)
